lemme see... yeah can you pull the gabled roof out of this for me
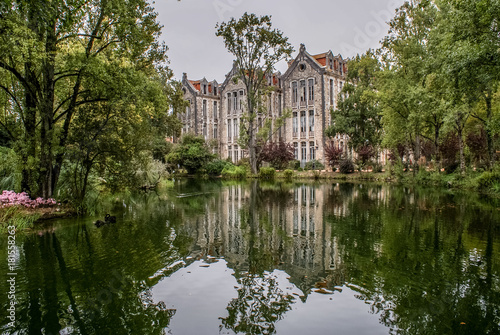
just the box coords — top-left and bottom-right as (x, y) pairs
(282, 44), (326, 81)
(182, 73), (219, 96)
(282, 44), (347, 81)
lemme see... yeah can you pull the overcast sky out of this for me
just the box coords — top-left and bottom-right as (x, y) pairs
(153, 0), (405, 82)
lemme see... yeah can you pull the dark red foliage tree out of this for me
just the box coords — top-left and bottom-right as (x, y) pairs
(357, 144), (376, 166)
(324, 143), (343, 167)
(259, 141), (295, 170)
(466, 127), (488, 166)
(439, 133), (459, 171)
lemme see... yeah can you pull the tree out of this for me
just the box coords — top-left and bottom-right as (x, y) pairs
(216, 13), (293, 174)
(326, 51), (382, 152)
(166, 135), (215, 174)
(0, 0), (173, 198)
(378, 0), (443, 169)
(324, 143), (343, 168)
(432, 0), (500, 169)
(259, 140), (294, 170)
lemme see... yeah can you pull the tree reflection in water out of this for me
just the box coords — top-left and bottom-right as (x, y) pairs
(221, 272), (295, 335)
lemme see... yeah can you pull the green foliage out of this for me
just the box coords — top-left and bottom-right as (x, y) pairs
(304, 160), (325, 170)
(477, 172), (500, 191)
(0, 0), (179, 202)
(0, 146), (20, 191)
(166, 135), (215, 174)
(339, 159), (355, 174)
(288, 160), (300, 170)
(283, 169), (294, 180)
(326, 51), (382, 151)
(221, 165), (247, 179)
(205, 159), (233, 176)
(259, 167), (275, 180)
(0, 206), (40, 232)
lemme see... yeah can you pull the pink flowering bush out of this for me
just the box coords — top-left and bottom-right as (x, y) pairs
(0, 190), (58, 209)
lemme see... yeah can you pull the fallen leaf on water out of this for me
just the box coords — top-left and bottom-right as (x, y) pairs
(460, 322), (466, 325)
(199, 264), (210, 268)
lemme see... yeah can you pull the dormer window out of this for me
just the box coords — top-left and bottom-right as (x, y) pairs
(203, 84), (207, 95)
(214, 86), (217, 96)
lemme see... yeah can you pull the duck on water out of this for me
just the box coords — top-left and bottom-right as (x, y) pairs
(94, 214), (116, 228)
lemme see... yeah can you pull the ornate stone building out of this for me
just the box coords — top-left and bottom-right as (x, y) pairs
(179, 44), (349, 167)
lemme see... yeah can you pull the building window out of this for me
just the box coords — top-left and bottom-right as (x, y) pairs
(234, 145), (239, 162)
(213, 124), (218, 139)
(203, 85), (207, 95)
(239, 90), (244, 110)
(300, 80), (306, 103)
(330, 79), (334, 106)
(202, 100), (207, 118)
(301, 142), (307, 161)
(300, 111), (306, 134)
(309, 110), (314, 133)
(203, 123), (207, 137)
(292, 112), (298, 136)
(292, 82), (298, 104)
(214, 86), (217, 96)
(228, 120), (232, 141)
(294, 142), (298, 160)
(228, 146), (232, 161)
(233, 119), (238, 140)
(310, 142), (315, 160)
(308, 79), (314, 101)
(213, 101), (217, 121)
(228, 93), (232, 112)
(233, 92), (238, 112)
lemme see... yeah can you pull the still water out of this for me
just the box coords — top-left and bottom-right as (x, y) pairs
(1, 180), (499, 334)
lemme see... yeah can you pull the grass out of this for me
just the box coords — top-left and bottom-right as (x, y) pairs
(0, 206), (41, 233)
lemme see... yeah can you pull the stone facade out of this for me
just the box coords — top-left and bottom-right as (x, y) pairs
(180, 44), (350, 166)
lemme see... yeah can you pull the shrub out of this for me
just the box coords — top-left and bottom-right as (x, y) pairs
(288, 160), (300, 170)
(165, 135), (215, 174)
(259, 141), (295, 170)
(372, 163), (383, 173)
(205, 159), (233, 176)
(304, 160), (325, 170)
(259, 167), (276, 179)
(339, 159), (355, 174)
(221, 165), (247, 179)
(477, 172), (500, 191)
(297, 167), (304, 172)
(324, 143), (343, 167)
(0, 190), (57, 209)
(283, 169), (294, 180)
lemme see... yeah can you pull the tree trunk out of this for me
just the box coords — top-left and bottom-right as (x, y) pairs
(457, 123), (465, 175)
(39, 20), (57, 198)
(485, 92), (494, 170)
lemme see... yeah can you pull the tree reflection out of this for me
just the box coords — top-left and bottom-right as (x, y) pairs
(220, 272), (295, 335)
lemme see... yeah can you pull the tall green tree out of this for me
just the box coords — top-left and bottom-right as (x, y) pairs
(0, 0), (173, 198)
(378, 0), (442, 167)
(216, 13), (293, 174)
(432, 0), (500, 169)
(326, 51), (382, 153)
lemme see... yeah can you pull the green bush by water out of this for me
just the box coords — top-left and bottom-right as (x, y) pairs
(221, 165), (247, 179)
(205, 159), (233, 176)
(259, 167), (275, 179)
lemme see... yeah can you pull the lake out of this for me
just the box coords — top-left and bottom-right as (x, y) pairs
(1, 180), (499, 334)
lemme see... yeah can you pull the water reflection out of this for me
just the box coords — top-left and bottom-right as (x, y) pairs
(0, 181), (499, 334)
